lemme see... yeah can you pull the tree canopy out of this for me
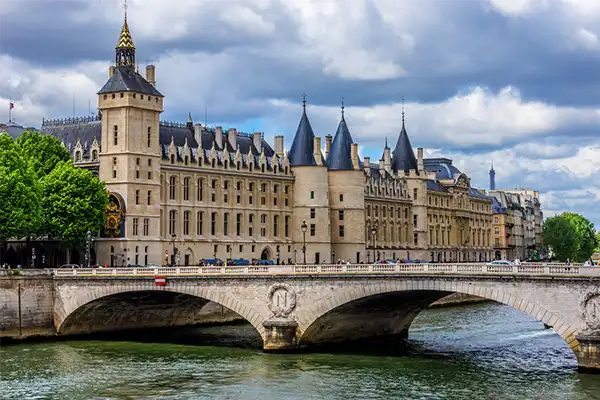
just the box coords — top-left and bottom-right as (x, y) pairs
(0, 131), (108, 249)
(542, 213), (598, 262)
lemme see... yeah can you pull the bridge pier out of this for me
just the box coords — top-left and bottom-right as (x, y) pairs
(576, 331), (600, 373)
(262, 319), (298, 352)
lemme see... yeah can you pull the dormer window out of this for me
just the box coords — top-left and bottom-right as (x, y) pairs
(75, 151), (81, 162)
(170, 154), (175, 164)
(91, 150), (98, 161)
(121, 93), (124, 98)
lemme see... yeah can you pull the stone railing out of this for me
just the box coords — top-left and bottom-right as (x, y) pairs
(52, 263), (598, 277)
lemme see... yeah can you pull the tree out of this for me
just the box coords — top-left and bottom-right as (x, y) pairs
(562, 212), (597, 262)
(595, 232), (600, 253)
(0, 134), (42, 264)
(16, 130), (70, 178)
(40, 161), (108, 247)
(542, 216), (575, 261)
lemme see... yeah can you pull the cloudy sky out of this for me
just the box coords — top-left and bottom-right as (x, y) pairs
(1, 0), (600, 226)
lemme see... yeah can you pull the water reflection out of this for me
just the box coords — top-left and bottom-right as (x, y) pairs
(1, 303), (598, 400)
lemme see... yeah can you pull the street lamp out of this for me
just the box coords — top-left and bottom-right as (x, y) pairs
(294, 249), (297, 264)
(301, 220), (307, 264)
(332, 249), (335, 264)
(276, 251), (280, 265)
(85, 230), (92, 268)
(371, 225), (377, 263)
(228, 245), (232, 261)
(171, 233), (176, 267)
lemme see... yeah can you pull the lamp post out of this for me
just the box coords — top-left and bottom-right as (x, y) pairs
(85, 230), (92, 268)
(228, 245), (232, 261)
(171, 233), (176, 267)
(371, 225), (377, 263)
(301, 220), (307, 264)
(276, 251), (280, 265)
(332, 249), (335, 264)
(294, 249), (297, 264)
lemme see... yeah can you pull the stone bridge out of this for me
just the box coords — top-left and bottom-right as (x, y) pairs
(3, 263), (600, 372)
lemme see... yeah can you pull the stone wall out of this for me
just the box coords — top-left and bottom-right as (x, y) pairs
(430, 293), (489, 308)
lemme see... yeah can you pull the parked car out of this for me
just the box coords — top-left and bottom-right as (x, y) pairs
(487, 260), (513, 266)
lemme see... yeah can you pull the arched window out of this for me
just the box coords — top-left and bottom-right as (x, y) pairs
(170, 154), (175, 164)
(74, 151), (81, 162)
(91, 150), (98, 161)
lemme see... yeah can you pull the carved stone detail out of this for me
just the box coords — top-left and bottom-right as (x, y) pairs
(267, 283), (297, 318)
(583, 293), (600, 330)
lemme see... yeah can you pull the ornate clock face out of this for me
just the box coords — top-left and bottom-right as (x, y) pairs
(108, 217), (118, 228)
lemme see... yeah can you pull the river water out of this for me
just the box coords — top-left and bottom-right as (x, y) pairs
(1, 302), (600, 399)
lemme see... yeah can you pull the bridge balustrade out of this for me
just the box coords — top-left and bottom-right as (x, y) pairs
(51, 262), (600, 277)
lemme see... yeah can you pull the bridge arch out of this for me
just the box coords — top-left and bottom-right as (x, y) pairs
(296, 279), (579, 352)
(54, 282), (265, 339)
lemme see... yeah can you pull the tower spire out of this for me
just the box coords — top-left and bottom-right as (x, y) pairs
(116, 0), (135, 67)
(401, 96), (405, 125)
(341, 97), (345, 118)
(302, 93), (307, 112)
(489, 161), (496, 190)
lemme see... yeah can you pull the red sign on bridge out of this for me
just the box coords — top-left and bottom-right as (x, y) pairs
(154, 276), (167, 286)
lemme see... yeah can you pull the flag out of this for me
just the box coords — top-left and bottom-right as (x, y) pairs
(9, 102), (14, 109)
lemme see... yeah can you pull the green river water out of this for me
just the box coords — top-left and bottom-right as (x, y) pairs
(1, 303), (600, 400)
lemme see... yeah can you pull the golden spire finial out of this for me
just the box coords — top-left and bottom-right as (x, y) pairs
(117, 0), (135, 49)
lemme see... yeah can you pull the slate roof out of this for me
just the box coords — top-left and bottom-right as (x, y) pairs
(98, 66), (163, 97)
(391, 122), (418, 174)
(326, 115), (355, 170)
(0, 121), (37, 139)
(491, 197), (508, 214)
(288, 108), (317, 167)
(468, 187), (492, 200)
(423, 158), (462, 180)
(41, 120), (101, 156)
(427, 180), (448, 192)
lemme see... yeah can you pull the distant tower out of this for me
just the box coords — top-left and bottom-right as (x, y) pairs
(489, 162), (496, 190)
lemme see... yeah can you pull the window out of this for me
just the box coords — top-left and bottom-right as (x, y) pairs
(236, 213), (242, 236)
(339, 210), (344, 220)
(135, 190), (140, 205)
(212, 180), (217, 189)
(147, 127), (151, 147)
(261, 197), (266, 206)
(274, 185), (279, 193)
(223, 213), (229, 236)
(211, 212), (217, 235)
(339, 194), (344, 202)
(285, 198), (288, 207)
(112, 157), (117, 179)
(413, 215), (418, 228)
(169, 210), (176, 235)
(237, 181), (242, 191)
(310, 224), (316, 236)
(249, 182), (254, 191)
(171, 154), (175, 164)
(414, 232), (418, 246)
(494, 216), (499, 224)
(249, 214), (254, 236)
(144, 247), (148, 265)
(339, 225), (344, 237)
(92, 150), (98, 161)
(224, 180), (229, 190)
(113, 125), (118, 145)
(147, 190), (152, 205)
(413, 188), (418, 200)
(494, 227), (500, 234)
(261, 183), (267, 192)
(169, 176), (176, 200)
(198, 179), (204, 201)
(237, 195), (241, 204)
(273, 216), (279, 237)
(133, 218), (139, 235)
(310, 208), (315, 218)
(184, 156), (189, 165)
(183, 177), (190, 200)
(273, 198), (277, 207)
(183, 211), (190, 235)
(148, 159), (152, 179)
(224, 194), (228, 203)
(249, 196), (253, 205)
(75, 151), (81, 162)
(310, 191), (314, 199)
(143, 218), (149, 236)
(260, 214), (267, 237)
(285, 216), (289, 237)
(197, 212), (204, 235)
(285, 186), (289, 194)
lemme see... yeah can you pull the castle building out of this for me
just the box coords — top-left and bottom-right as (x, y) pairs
(32, 13), (496, 266)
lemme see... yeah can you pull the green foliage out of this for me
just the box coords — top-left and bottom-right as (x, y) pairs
(0, 131), (109, 249)
(562, 213), (597, 262)
(40, 162), (108, 245)
(542, 216), (575, 261)
(16, 131), (70, 177)
(0, 133), (42, 241)
(595, 232), (600, 253)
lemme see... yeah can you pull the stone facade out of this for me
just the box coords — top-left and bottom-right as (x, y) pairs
(31, 14), (497, 267)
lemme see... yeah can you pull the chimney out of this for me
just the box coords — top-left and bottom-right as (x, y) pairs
(215, 126), (223, 149)
(417, 147), (424, 170)
(194, 124), (203, 149)
(364, 156), (371, 170)
(351, 143), (360, 169)
(325, 135), (332, 157)
(109, 65), (115, 78)
(274, 135), (284, 157)
(253, 132), (262, 153)
(383, 147), (391, 170)
(313, 137), (322, 165)
(228, 128), (237, 150)
(379, 159), (385, 171)
(146, 65), (156, 86)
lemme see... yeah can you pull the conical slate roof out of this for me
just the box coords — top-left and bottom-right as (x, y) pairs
(326, 115), (355, 170)
(288, 108), (317, 167)
(391, 122), (418, 174)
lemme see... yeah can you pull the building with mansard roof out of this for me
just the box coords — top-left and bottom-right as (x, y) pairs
(19, 12), (496, 266)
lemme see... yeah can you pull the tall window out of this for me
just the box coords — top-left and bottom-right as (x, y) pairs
(147, 190), (152, 205)
(236, 213), (242, 236)
(413, 215), (418, 228)
(183, 211), (190, 235)
(112, 157), (117, 179)
(249, 214), (254, 236)
(113, 125), (118, 145)
(310, 224), (316, 236)
(197, 178), (204, 201)
(273, 215), (279, 237)
(339, 225), (344, 237)
(211, 212), (217, 235)
(148, 159), (152, 180)
(147, 127), (151, 147)
(413, 188), (418, 200)
(132, 218), (139, 235)
(168, 210), (176, 235)
(339, 194), (344, 202)
(169, 176), (176, 200)
(339, 210), (344, 220)
(143, 218), (149, 236)
(310, 208), (315, 218)
(310, 191), (314, 199)
(285, 216), (289, 237)
(223, 213), (229, 236)
(183, 177), (190, 200)
(260, 214), (267, 237)
(135, 190), (140, 205)
(197, 212), (204, 235)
